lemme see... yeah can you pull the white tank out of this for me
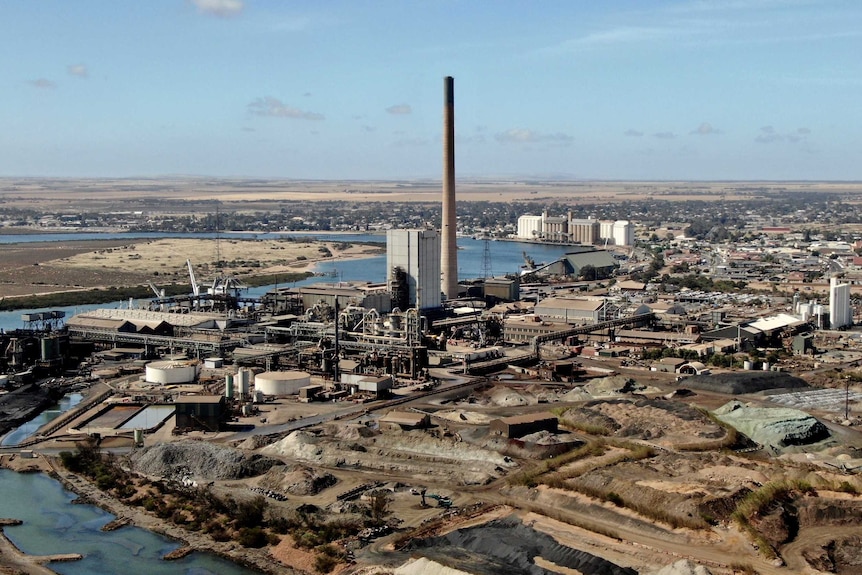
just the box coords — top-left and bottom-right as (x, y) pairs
(254, 370), (311, 396)
(743, 360), (753, 371)
(133, 428), (144, 447)
(237, 369), (252, 397)
(145, 360), (199, 384)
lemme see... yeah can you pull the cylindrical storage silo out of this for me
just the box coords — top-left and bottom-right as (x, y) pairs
(40, 338), (58, 361)
(225, 374), (235, 399)
(145, 360), (199, 385)
(762, 362), (770, 371)
(133, 429), (144, 447)
(253, 389), (264, 404)
(254, 371), (311, 396)
(237, 369), (251, 397)
(242, 403), (253, 417)
(743, 360), (753, 370)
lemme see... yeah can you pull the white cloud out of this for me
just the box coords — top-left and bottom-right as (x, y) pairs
(690, 122), (722, 135)
(386, 104), (412, 115)
(247, 97), (324, 120)
(624, 129), (644, 137)
(495, 128), (573, 145)
(653, 131), (676, 139)
(754, 125), (811, 144)
(28, 78), (56, 89)
(190, 0), (243, 17)
(67, 64), (88, 78)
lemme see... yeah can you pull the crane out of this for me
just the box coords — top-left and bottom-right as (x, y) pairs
(186, 259), (200, 297)
(147, 281), (165, 299)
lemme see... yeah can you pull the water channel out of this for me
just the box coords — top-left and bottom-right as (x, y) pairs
(0, 469), (261, 575)
(0, 393), (83, 447)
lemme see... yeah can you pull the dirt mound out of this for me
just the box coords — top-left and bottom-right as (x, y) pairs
(409, 515), (637, 575)
(713, 401), (830, 451)
(325, 423), (379, 440)
(560, 399), (725, 447)
(682, 371), (808, 395)
(258, 464), (338, 496)
(583, 375), (643, 397)
(488, 387), (533, 406)
(649, 560), (713, 575)
(261, 428), (514, 485)
(394, 558), (473, 575)
(801, 534), (862, 574)
(131, 440), (280, 480)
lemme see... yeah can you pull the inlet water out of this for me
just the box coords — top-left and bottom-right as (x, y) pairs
(1, 393), (83, 446)
(0, 469), (261, 575)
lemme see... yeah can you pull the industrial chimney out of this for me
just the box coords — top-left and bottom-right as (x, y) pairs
(440, 76), (458, 301)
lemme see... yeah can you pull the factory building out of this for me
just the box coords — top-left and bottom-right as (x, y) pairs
(829, 276), (852, 329)
(387, 229), (442, 310)
(174, 395), (226, 432)
(534, 296), (605, 324)
(503, 315), (570, 343)
(515, 213), (634, 247)
(516, 215), (543, 240)
(490, 412), (558, 439)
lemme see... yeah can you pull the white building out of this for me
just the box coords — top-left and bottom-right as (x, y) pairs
(517, 215), (544, 240)
(387, 229), (441, 310)
(612, 220), (635, 246)
(829, 276), (852, 329)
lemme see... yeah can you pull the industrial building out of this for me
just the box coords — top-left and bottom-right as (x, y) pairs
(534, 297), (605, 324)
(503, 315), (570, 343)
(173, 395), (226, 432)
(387, 229), (442, 310)
(829, 276), (852, 329)
(529, 248), (618, 279)
(515, 213), (634, 246)
(490, 412), (558, 438)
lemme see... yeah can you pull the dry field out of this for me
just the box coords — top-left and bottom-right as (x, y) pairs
(3, 178), (862, 210)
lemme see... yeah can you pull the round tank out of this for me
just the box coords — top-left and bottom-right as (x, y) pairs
(237, 369), (251, 397)
(242, 403), (253, 417)
(40, 338), (58, 361)
(743, 360), (753, 370)
(92, 368), (119, 379)
(133, 428), (144, 446)
(253, 389), (264, 404)
(762, 362), (770, 371)
(145, 360), (199, 385)
(225, 374), (235, 399)
(254, 370), (311, 396)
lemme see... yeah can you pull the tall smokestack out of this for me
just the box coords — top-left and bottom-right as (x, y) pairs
(441, 76), (458, 301)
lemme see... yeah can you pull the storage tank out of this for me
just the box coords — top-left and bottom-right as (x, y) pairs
(253, 389), (264, 403)
(762, 362), (770, 371)
(743, 360), (753, 371)
(225, 374), (235, 399)
(254, 370), (311, 396)
(237, 369), (252, 397)
(40, 337), (59, 361)
(133, 429), (144, 447)
(145, 360), (199, 385)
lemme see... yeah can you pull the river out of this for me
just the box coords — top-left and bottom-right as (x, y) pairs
(0, 469), (260, 575)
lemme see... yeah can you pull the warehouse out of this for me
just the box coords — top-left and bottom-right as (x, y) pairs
(535, 297), (605, 324)
(490, 412), (558, 439)
(174, 395), (226, 432)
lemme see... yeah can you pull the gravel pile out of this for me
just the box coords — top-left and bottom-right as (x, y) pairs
(258, 464), (338, 496)
(649, 560), (713, 575)
(130, 440), (280, 481)
(713, 401), (830, 451)
(682, 371), (808, 395)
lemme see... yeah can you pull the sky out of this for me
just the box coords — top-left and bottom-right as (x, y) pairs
(2, 0), (861, 181)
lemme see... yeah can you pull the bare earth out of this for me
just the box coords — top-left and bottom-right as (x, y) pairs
(0, 237), (383, 298)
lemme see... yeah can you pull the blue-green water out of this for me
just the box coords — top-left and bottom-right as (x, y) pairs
(118, 405), (176, 430)
(0, 393), (84, 447)
(0, 469), (261, 575)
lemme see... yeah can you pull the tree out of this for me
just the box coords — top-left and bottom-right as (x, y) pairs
(579, 265), (597, 281)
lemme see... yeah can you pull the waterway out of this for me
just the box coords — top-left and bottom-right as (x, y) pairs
(0, 233), (572, 332)
(0, 393), (83, 447)
(0, 469), (261, 575)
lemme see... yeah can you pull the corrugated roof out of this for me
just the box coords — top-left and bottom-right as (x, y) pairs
(536, 297), (604, 312)
(174, 395), (223, 404)
(748, 313), (805, 332)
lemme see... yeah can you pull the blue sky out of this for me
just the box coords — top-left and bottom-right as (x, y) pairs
(3, 0), (861, 180)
